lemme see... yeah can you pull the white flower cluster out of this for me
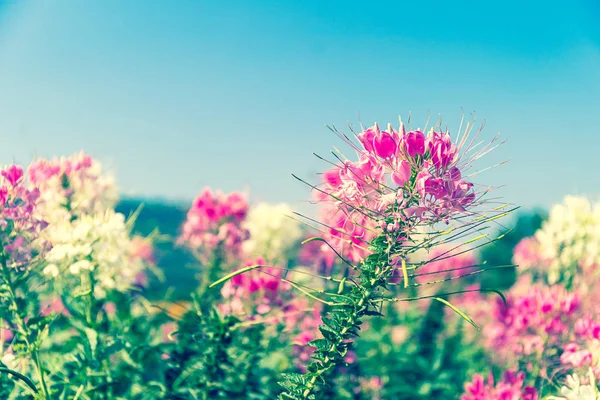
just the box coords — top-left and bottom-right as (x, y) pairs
(548, 369), (600, 400)
(42, 210), (144, 293)
(242, 202), (302, 262)
(535, 196), (600, 284)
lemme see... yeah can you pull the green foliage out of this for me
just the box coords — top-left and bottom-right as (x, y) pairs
(46, 291), (171, 399)
(279, 224), (408, 399)
(355, 300), (487, 400)
(0, 195), (532, 399)
(163, 304), (281, 399)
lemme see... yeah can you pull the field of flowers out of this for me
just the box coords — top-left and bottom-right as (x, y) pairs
(1, 116), (598, 399)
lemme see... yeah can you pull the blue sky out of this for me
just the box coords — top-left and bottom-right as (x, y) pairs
(0, 1), (598, 214)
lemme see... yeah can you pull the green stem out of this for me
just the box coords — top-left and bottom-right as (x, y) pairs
(1, 260), (51, 399)
(298, 264), (394, 399)
(281, 194), (416, 399)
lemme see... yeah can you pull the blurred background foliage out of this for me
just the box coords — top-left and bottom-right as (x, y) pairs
(117, 197), (547, 301)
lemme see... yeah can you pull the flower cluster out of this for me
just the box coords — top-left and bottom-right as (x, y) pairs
(220, 258), (290, 317)
(279, 118), (494, 399)
(316, 123), (479, 266)
(560, 316), (600, 376)
(483, 280), (580, 366)
(1, 164), (48, 269)
(27, 152), (118, 222)
(179, 188), (249, 255)
(42, 209), (145, 293)
(461, 370), (538, 400)
(219, 260), (323, 370)
(242, 202), (302, 262)
(534, 196), (600, 285)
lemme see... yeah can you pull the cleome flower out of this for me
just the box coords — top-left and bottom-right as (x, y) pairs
(279, 116), (506, 399)
(0, 164), (49, 270)
(42, 209), (145, 293)
(27, 152), (118, 223)
(483, 281), (580, 364)
(547, 368), (600, 400)
(313, 120), (491, 274)
(560, 315), (600, 377)
(461, 370), (538, 400)
(242, 202), (302, 262)
(220, 257), (292, 318)
(512, 236), (547, 272)
(179, 188), (249, 256)
(534, 195), (600, 285)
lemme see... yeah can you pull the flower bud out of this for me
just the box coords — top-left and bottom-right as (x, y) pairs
(404, 130), (425, 157)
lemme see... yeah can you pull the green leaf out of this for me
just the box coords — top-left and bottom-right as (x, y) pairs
(0, 367), (38, 394)
(433, 297), (478, 329)
(84, 327), (99, 357)
(307, 338), (330, 352)
(318, 325), (338, 342)
(208, 265), (262, 288)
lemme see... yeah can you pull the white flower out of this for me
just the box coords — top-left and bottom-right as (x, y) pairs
(69, 259), (94, 274)
(41, 210), (144, 293)
(242, 203), (302, 262)
(535, 196), (600, 284)
(43, 263), (59, 277)
(547, 369), (600, 400)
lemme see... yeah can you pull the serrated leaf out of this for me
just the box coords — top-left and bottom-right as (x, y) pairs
(307, 338), (330, 352)
(318, 325), (338, 342)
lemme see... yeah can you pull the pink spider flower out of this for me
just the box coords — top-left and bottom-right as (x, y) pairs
(27, 152), (118, 219)
(313, 119), (490, 267)
(179, 188), (249, 256)
(483, 280), (581, 369)
(219, 258), (291, 318)
(1, 164), (49, 270)
(297, 233), (337, 274)
(462, 370), (538, 400)
(559, 315), (600, 377)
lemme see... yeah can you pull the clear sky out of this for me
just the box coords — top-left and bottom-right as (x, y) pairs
(0, 0), (598, 214)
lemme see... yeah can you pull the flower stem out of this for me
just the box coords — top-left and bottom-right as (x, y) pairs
(1, 261), (51, 399)
(281, 252), (397, 399)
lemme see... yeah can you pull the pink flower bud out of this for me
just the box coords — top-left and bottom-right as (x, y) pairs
(373, 130), (397, 159)
(404, 130), (425, 157)
(358, 125), (378, 152)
